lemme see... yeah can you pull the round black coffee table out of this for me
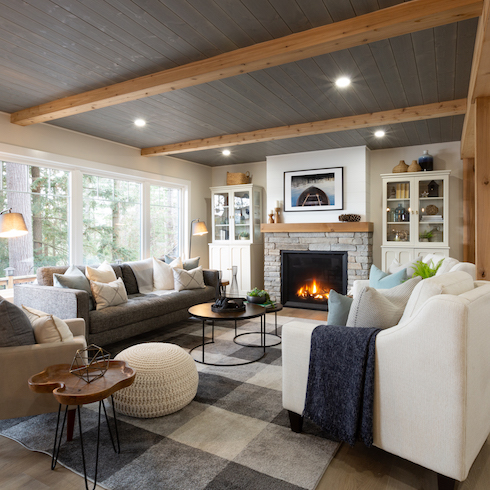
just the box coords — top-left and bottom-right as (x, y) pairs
(188, 302), (267, 366)
(234, 303), (283, 348)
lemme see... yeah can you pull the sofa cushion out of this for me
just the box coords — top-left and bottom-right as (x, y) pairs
(120, 264), (140, 295)
(173, 266), (205, 291)
(22, 305), (74, 343)
(369, 264), (407, 289)
(53, 265), (94, 310)
(153, 257), (177, 290)
(400, 271), (475, 323)
(164, 255), (200, 271)
(326, 290), (353, 326)
(422, 254), (459, 275)
(0, 297), (36, 346)
(86, 260), (117, 283)
(88, 286), (216, 334)
(346, 276), (421, 329)
(91, 277), (128, 310)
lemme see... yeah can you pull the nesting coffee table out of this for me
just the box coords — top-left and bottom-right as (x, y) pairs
(189, 302), (268, 366)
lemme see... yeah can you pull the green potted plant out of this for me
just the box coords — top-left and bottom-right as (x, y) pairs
(239, 231), (250, 240)
(419, 230), (433, 242)
(412, 258), (444, 279)
(246, 287), (275, 306)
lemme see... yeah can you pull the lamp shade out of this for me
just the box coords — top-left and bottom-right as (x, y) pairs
(0, 212), (28, 238)
(192, 220), (208, 236)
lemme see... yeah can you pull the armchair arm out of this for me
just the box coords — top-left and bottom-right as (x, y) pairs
(203, 269), (220, 290)
(65, 318), (86, 338)
(14, 283), (90, 329)
(0, 337), (87, 420)
(351, 279), (369, 298)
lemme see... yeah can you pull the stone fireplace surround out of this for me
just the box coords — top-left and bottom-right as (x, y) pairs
(261, 223), (374, 303)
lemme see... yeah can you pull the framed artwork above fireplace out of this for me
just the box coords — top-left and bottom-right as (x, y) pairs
(284, 167), (343, 212)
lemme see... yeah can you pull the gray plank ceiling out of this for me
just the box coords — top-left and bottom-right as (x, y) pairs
(0, 0), (477, 166)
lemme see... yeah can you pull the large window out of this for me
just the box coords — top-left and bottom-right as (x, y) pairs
(150, 185), (181, 258)
(82, 175), (141, 265)
(0, 161), (69, 277)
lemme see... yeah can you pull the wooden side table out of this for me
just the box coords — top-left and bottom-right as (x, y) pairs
(29, 360), (135, 490)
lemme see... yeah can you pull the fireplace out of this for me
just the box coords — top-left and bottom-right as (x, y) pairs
(281, 251), (348, 310)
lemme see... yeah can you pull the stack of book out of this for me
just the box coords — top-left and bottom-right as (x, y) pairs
(420, 215), (442, 222)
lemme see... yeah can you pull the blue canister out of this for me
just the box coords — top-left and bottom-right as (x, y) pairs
(418, 150), (433, 171)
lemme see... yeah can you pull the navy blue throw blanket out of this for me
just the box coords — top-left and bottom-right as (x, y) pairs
(304, 325), (380, 447)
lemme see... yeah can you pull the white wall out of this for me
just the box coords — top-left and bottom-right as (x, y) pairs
(369, 141), (463, 266)
(0, 113), (212, 266)
(266, 146), (370, 222)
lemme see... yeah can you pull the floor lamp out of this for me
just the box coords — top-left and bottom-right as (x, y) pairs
(0, 208), (28, 238)
(189, 219), (208, 259)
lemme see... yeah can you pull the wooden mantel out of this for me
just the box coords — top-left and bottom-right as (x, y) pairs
(260, 222), (374, 233)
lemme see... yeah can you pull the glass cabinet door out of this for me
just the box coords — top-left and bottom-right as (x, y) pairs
(385, 180), (411, 244)
(213, 191), (230, 241)
(418, 177), (444, 244)
(233, 190), (251, 241)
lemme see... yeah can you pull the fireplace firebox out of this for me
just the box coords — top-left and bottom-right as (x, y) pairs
(281, 251), (348, 310)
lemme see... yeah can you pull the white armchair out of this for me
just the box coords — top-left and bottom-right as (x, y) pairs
(0, 318), (87, 420)
(282, 276), (490, 489)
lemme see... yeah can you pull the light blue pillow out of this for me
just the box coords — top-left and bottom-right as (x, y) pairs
(53, 265), (94, 310)
(163, 255), (200, 271)
(326, 289), (353, 326)
(369, 264), (407, 289)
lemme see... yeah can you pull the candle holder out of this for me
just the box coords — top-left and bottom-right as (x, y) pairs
(268, 211), (275, 223)
(274, 207), (281, 224)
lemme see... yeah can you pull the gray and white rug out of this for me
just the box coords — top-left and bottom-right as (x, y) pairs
(0, 315), (339, 490)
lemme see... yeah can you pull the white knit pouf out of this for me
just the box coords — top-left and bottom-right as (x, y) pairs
(113, 342), (198, 418)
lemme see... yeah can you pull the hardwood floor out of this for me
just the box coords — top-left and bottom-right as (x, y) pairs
(1, 307), (488, 489)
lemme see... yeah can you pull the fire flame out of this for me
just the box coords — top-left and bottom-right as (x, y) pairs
(296, 279), (329, 300)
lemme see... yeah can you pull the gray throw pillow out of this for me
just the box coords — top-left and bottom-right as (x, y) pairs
(0, 297), (36, 346)
(164, 255), (200, 271)
(53, 265), (94, 310)
(326, 290), (353, 326)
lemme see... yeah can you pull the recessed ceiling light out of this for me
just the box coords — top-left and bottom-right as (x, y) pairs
(222, 149), (231, 156)
(374, 130), (385, 138)
(134, 119), (146, 127)
(335, 77), (351, 88)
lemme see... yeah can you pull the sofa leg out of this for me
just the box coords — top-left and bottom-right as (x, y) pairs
(437, 473), (456, 490)
(288, 411), (304, 433)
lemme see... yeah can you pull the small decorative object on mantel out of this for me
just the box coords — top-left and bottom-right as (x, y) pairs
(408, 160), (422, 172)
(274, 201), (281, 223)
(338, 214), (361, 222)
(268, 211), (275, 224)
(70, 344), (111, 383)
(392, 160), (408, 173)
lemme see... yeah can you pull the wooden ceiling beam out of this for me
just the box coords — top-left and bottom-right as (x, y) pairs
(461, 0), (490, 158)
(141, 99), (467, 156)
(11, 0), (481, 126)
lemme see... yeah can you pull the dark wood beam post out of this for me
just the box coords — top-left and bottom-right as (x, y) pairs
(475, 96), (490, 279)
(463, 157), (476, 263)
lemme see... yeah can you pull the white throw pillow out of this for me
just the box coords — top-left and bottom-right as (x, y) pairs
(90, 277), (128, 310)
(173, 266), (205, 291)
(399, 271), (474, 323)
(346, 276), (422, 329)
(422, 254), (459, 275)
(22, 305), (74, 344)
(86, 260), (117, 283)
(153, 257), (181, 290)
(388, 258), (420, 277)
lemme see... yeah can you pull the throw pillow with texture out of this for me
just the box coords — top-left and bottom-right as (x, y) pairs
(326, 290), (353, 326)
(0, 297), (36, 347)
(346, 276), (422, 329)
(153, 257), (179, 290)
(369, 264), (407, 289)
(53, 265), (94, 310)
(90, 277), (128, 310)
(22, 305), (74, 344)
(164, 255), (199, 271)
(173, 266), (205, 292)
(86, 260), (117, 283)
(388, 258), (420, 278)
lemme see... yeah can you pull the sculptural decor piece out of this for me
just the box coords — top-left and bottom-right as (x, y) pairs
(284, 167), (344, 212)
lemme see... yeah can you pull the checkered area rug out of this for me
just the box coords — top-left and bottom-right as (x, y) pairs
(0, 316), (339, 490)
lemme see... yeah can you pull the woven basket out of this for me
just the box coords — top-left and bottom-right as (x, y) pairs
(392, 160), (408, 173)
(426, 204), (439, 215)
(227, 171), (250, 185)
(339, 214), (361, 222)
(408, 160), (422, 172)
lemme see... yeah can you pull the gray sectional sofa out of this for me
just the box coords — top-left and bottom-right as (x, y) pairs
(14, 263), (219, 346)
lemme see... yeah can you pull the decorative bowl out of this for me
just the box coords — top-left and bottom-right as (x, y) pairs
(247, 294), (266, 304)
(338, 214), (361, 222)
